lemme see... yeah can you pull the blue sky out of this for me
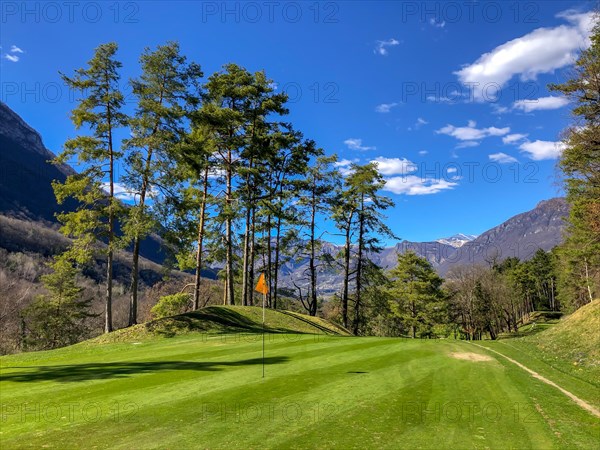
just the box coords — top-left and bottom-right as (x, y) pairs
(0, 1), (593, 244)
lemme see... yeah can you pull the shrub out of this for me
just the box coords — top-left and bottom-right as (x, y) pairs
(151, 293), (191, 319)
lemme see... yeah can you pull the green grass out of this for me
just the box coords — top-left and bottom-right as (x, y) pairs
(2, 306), (599, 449)
(494, 300), (600, 388)
(86, 306), (350, 345)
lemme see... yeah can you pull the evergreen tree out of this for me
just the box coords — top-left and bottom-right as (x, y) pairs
(122, 42), (202, 325)
(22, 256), (95, 350)
(550, 15), (600, 308)
(386, 251), (445, 338)
(55, 42), (127, 333)
(295, 154), (340, 316)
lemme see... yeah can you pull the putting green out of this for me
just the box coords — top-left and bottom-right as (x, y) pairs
(1, 334), (598, 449)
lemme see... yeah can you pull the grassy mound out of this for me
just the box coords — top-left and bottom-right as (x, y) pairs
(529, 299), (600, 366)
(89, 306), (350, 344)
(498, 300), (600, 386)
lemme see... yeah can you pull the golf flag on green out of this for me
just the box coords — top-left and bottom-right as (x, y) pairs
(255, 273), (268, 295)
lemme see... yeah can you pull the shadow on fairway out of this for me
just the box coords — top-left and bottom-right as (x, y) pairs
(1, 356), (289, 383)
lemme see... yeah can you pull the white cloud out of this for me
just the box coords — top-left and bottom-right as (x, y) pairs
(519, 140), (566, 160)
(102, 182), (136, 202)
(374, 38), (400, 56)
(489, 152), (518, 164)
(418, 150), (428, 155)
(375, 102), (398, 113)
(513, 96), (570, 112)
(370, 157), (417, 176)
(416, 117), (428, 128)
(436, 121), (510, 141)
(334, 158), (358, 176)
(491, 104), (510, 115)
(334, 159), (355, 167)
(455, 141), (480, 149)
(344, 138), (376, 151)
(447, 167), (458, 173)
(455, 11), (594, 99)
(502, 133), (528, 144)
(429, 18), (446, 28)
(10, 45), (24, 54)
(384, 176), (458, 195)
(4, 54), (19, 62)
(408, 117), (429, 131)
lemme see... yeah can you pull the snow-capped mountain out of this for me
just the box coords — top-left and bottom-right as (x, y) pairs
(435, 234), (478, 248)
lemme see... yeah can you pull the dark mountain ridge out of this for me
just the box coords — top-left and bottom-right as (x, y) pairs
(0, 101), (166, 264)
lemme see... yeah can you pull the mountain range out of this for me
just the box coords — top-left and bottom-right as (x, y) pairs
(0, 101), (569, 293)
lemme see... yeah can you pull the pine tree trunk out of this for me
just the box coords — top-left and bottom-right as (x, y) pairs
(273, 214), (282, 310)
(353, 196), (364, 335)
(225, 150), (235, 305)
(309, 197), (317, 316)
(193, 168), (209, 310)
(105, 120), (114, 333)
(266, 214), (272, 308)
(241, 206), (251, 306)
(128, 149), (153, 327)
(341, 217), (351, 329)
(128, 239), (140, 326)
(248, 207), (256, 306)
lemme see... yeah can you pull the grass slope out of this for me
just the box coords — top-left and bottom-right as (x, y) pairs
(488, 300), (600, 391)
(1, 322), (599, 448)
(88, 306), (350, 345)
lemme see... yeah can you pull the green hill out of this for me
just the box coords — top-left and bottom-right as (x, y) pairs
(88, 306), (351, 344)
(490, 300), (600, 389)
(527, 299), (600, 368)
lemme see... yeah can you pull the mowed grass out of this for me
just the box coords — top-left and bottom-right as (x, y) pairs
(1, 332), (599, 449)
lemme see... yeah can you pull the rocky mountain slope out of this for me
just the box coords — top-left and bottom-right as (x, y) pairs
(0, 101), (166, 264)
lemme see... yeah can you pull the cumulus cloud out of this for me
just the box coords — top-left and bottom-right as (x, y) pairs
(10, 45), (24, 53)
(370, 157), (417, 176)
(4, 54), (19, 62)
(334, 158), (358, 176)
(383, 176), (458, 195)
(519, 140), (566, 160)
(502, 133), (528, 144)
(375, 102), (398, 113)
(418, 150), (428, 155)
(436, 121), (510, 142)
(344, 138), (376, 151)
(513, 96), (570, 112)
(374, 38), (400, 56)
(455, 11), (594, 99)
(489, 152), (518, 164)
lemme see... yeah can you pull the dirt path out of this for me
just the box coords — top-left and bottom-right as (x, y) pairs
(470, 342), (600, 419)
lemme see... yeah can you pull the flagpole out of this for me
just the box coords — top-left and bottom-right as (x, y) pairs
(262, 291), (266, 378)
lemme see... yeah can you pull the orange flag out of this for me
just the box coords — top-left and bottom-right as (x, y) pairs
(255, 273), (268, 295)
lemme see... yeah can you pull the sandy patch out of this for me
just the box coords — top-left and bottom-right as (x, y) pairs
(449, 352), (494, 362)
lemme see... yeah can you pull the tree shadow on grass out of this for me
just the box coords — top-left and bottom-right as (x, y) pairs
(0, 356), (289, 383)
(147, 307), (299, 337)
